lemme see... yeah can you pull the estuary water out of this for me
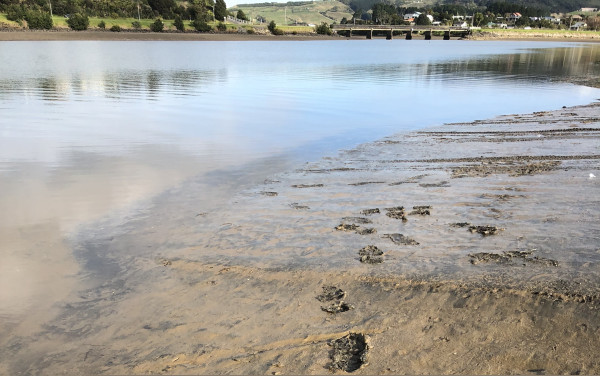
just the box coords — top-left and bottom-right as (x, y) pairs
(1, 40), (600, 336)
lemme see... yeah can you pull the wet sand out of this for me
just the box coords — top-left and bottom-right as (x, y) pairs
(2, 103), (600, 374)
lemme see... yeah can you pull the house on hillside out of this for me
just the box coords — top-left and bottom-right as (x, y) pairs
(580, 7), (598, 12)
(571, 21), (587, 30)
(404, 12), (420, 21)
(507, 12), (522, 22)
(544, 16), (561, 24)
(453, 20), (468, 28)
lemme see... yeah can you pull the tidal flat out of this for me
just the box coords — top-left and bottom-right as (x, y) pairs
(3, 102), (600, 374)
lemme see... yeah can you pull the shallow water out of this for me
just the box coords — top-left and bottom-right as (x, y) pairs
(1, 40), (600, 330)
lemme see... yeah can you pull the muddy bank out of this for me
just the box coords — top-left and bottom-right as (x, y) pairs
(2, 28), (600, 43)
(0, 29), (336, 41)
(469, 30), (600, 43)
(1, 102), (600, 374)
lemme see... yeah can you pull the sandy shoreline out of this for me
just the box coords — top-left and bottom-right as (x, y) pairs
(2, 100), (599, 374)
(1, 28), (600, 42)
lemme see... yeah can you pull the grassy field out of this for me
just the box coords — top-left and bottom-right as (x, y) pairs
(474, 27), (600, 40)
(0, 12), (320, 33)
(229, 0), (352, 26)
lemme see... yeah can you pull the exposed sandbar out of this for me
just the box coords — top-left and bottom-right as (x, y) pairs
(3, 102), (600, 374)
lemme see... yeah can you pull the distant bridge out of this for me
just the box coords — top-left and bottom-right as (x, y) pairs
(331, 24), (471, 40)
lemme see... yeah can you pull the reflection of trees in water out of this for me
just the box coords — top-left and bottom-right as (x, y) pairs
(435, 46), (600, 82)
(0, 69), (222, 101)
(323, 45), (600, 86)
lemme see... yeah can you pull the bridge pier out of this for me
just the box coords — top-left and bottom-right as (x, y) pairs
(405, 29), (412, 40)
(444, 30), (450, 40)
(347, 28), (352, 37)
(425, 30), (431, 40)
(366, 29), (372, 39)
(386, 29), (392, 40)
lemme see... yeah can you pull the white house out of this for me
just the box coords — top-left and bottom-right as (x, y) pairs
(404, 12), (421, 21)
(571, 21), (587, 30)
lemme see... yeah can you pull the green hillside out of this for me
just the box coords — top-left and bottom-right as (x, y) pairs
(229, 0), (353, 25)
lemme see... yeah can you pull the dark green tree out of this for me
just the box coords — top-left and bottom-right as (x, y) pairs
(473, 12), (484, 26)
(192, 18), (212, 31)
(515, 16), (530, 27)
(25, 10), (53, 29)
(151, 18), (164, 31)
(174, 15), (184, 30)
(214, 0), (226, 21)
(132, 20), (141, 29)
(147, 0), (176, 18)
(415, 13), (431, 25)
(110, 24), (121, 31)
(236, 9), (248, 21)
(268, 20), (283, 35)
(98, 20), (106, 28)
(6, 4), (25, 21)
(67, 13), (89, 30)
(315, 22), (332, 35)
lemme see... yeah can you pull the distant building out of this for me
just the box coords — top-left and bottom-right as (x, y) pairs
(507, 12), (522, 22)
(404, 12), (420, 21)
(544, 16), (561, 24)
(580, 7), (598, 12)
(571, 21), (587, 30)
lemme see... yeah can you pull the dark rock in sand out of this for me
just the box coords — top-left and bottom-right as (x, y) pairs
(469, 249), (559, 267)
(361, 208), (380, 215)
(409, 205), (432, 215)
(321, 301), (355, 314)
(289, 202), (310, 210)
(316, 286), (346, 302)
(385, 206), (407, 221)
(469, 225), (502, 236)
(335, 223), (359, 232)
(358, 245), (384, 264)
(355, 227), (377, 235)
(329, 333), (369, 372)
(419, 181), (450, 188)
(349, 181), (386, 186)
(316, 286), (354, 314)
(260, 191), (278, 196)
(291, 184), (324, 188)
(450, 222), (471, 228)
(341, 217), (372, 224)
(383, 233), (420, 245)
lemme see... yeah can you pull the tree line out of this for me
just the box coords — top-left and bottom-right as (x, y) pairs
(343, 1), (599, 27)
(0, 0), (227, 22)
(343, 0), (600, 16)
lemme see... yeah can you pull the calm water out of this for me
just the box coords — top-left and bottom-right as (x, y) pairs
(1, 40), (600, 328)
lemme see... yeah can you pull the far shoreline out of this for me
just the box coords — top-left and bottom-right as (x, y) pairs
(2, 28), (600, 42)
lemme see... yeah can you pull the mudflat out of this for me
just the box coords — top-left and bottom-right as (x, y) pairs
(0, 29), (335, 41)
(2, 103), (600, 374)
(1, 29), (600, 42)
